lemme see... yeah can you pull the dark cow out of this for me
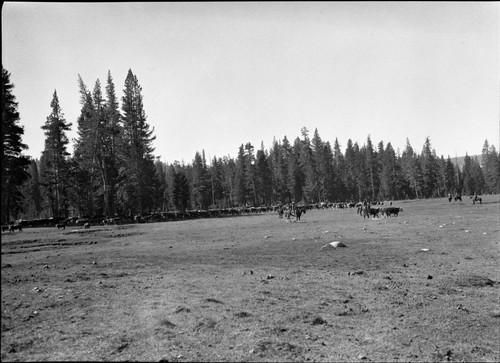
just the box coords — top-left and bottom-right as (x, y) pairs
(295, 206), (306, 222)
(8, 224), (22, 232)
(454, 194), (462, 202)
(471, 195), (482, 205)
(384, 207), (403, 217)
(84, 222), (90, 229)
(277, 205), (284, 219)
(56, 223), (66, 230)
(362, 206), (380, 219)
(295, 208), (302, 221)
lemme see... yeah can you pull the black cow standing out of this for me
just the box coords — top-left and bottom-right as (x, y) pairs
(295, 206), (305, 222)
(472, 194), (482, 205)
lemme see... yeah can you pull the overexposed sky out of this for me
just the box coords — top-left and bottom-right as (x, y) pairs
(2, 2), (499, 164)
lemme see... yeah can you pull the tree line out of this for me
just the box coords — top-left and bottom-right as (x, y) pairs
(2, 66), (499, 223)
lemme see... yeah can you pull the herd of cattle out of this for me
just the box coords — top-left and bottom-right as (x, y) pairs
(1, 194), (483, 233)
(356, 203), (403, 219)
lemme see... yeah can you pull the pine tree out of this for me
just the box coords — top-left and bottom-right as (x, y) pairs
(192, 151), (208, 209)
(343, 139), (358, 201)
(244, 142), (257, 206)
(421, 137), (439, 197)
(208, 156), (224, 208)
(444, 156), (457, 197)
(170, 162), (190, 212)
(379, 142), (398, 200)
(311, 128), (326, 202)
(1, 66), (31, 223)
(462, 154), (474, 195)
(153, 157), (167, 212)
(164, 163), (176, 210)
(233, 144), (247, 206)
(482, 140), (500, 194)
(119, 69), (157, 216)
(21, 159), (43, 219)
(255, 142), (272, 206)
(104, 70), (122, 216)
(462, 155), (485, 195)
(280, 136), (292, 203)
(66, 156), (90, 218)
(353, 142), (368, 201)
(92, 79), (108, 214)
(389, 143), (405, 200)
(299, 127), (315, 203)
(221, 155), (236, 207)
(401, 139), (421, 199)
(332, 138), (347, 201)
(376, 141), (386, 200)
(321, 141), (336, 202)
(436, 156), (447, 198)
(289, 137), (304, 203)
(363, 135), (377, 200)
(40, 90), (72, 219)
(72, 75), (97, 217)
(471, 156), (485, 194)
(269, 138), (285, 204)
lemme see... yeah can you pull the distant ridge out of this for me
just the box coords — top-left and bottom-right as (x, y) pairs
(450, 155), (482, 169)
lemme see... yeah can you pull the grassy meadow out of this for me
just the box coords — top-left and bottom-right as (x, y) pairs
(1, 196), (499, 362)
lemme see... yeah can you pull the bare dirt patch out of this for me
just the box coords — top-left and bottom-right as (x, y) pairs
(1, 196), (499, 361)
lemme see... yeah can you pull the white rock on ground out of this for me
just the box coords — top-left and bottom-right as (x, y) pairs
(322, 241), (346, 249)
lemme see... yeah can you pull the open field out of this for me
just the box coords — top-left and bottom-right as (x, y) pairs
(1, 196), (499, 362)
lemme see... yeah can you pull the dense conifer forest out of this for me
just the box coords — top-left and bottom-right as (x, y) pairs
(2, 66), (499, 223)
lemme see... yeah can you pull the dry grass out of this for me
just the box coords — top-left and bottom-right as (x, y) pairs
(1, 196), (499, 362)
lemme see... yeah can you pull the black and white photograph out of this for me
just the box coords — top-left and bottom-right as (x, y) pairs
(2, 2), (499, 361)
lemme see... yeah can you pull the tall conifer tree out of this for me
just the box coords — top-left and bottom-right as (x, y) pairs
(343, 139), (358, 201)
(1, 66), (31, 223)
(233, 144), (247, 206)
(255, 143), (272, 205)
(103, 71), (122, 216)
(421, 137), (439, 197)
(40, 90), (72, 218)
(119, 69), (157, 216)
(192, 151), (208, 209)
(332, 138), (346, 202)
(481, 140), (499, 193)
(22, 160), (43, 219)
(363, 135), (377, 200)
(401, 139), (421, 199)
